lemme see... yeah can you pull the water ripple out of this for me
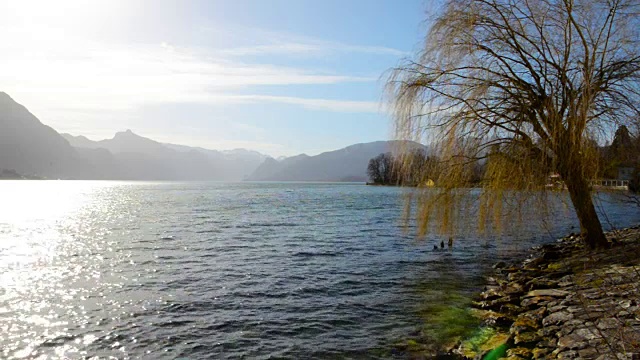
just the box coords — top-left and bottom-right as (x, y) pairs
(1, 181), (638, 359)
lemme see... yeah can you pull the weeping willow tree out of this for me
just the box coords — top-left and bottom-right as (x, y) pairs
(387, 0), (640, 249)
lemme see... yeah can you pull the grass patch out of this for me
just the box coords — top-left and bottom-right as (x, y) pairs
(483, 343), (509, 360)
(459, 327), (510, 359)
(417, 291), (481, 347)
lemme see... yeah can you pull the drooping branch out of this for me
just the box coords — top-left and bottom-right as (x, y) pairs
(386, 0), (640, 248)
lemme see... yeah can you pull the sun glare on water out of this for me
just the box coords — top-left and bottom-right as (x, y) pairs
(0, 181), (130, 358)
(0, 181), (107, 268)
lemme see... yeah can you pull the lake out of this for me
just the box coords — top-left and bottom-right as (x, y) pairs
(1, 181), (638, 359)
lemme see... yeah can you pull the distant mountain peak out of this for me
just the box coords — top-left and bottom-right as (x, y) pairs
(0, 92), (22, 108)
(246, 140), (428, 182)
(62, 133), (90, 141)
(114, 129), (139, 138)
(0, 92), (81, 178)
(0, 91), (273, 181)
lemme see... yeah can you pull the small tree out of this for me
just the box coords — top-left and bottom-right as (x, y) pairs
(367, 153), (398, 185)
(367, 155), (384, 184)
(397, 148), (440, 186)
(387, 0), (640, 248)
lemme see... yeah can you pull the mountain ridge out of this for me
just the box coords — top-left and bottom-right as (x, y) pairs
(246, 140), (428, 182)
(1, 91), (428, 181)
(0, 92), (90, 178)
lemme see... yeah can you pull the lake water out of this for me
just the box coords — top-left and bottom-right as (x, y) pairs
(1, 181), (639, 359)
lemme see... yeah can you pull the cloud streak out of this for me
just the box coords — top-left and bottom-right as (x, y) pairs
(220, 41), (406, 57)
(202, 23), (407, 57)
(204, 95), (381, 113)
(0, 25), (384, 115)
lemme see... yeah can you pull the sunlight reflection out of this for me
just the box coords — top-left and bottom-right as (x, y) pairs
(0, 181), (125, 359)
(0, 181), (109, 267)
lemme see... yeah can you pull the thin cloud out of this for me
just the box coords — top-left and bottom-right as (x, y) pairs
(207, 24), (407, 57)
(208, 95), (382, 113)
(0, 29), (375, 114)
(220, 41), (407, 57)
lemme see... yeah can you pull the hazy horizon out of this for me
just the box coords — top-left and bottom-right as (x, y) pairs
(59, 127), (406, 159)
(0, 0), (433, 157)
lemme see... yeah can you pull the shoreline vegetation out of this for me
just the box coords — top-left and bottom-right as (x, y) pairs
(0, 169), (43, 180)
(399, 226), (640, 359)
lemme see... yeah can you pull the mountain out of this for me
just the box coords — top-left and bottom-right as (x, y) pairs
(0, 92), (92, 178)
(248, 154), (310, 181)
(246, 141), (428, 182)
(0, 92), (270, 180)
(164, 144), (269, 181)
(63, 130), (171, 156)
(63, 131), (268, 180)
(1, 91), (425, 182)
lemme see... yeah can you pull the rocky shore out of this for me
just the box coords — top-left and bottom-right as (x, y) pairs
(450, 226), (640, 360)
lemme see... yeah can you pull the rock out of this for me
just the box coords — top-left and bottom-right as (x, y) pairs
(506, 347), (532, 358)
(532, 347), (551, 359)
(577, 347), (600, 359)
(539, 325), (560, 337)
(558, 275), (574, 287)
(587, 338), (606, 348)
(618, 310), (630, 317)
(547, 304), (567, 313)
(470, 309), (512, 327)
(566, 306), (584, 313)
(466, 227), (640, 360)
(585, 304), (608, 313)
(477, 296), (519, 311)
(526, 289), (570, 298)
(545, 270), (573, 280)
(559, 319), (586, 334)
(578, 311), (605, 321)
(511, 313), (541, 334)
(543, 311), (574, 326)
(558, 333), (588, 350)
(508, 271), (525, 282)
(536, 337), (557, 348)
(513, 331), (541, 345)
(524, 307), (547, 323)
(619, 299), (634, 309)
(493, 261), (507, 269)
(500, 303), (522, 316)
(593, 355), (612, 360)
(580, 289), (604, 300)
(521, 296), (554, 309)
(556, 324), (578, 338)
(480, 287), (504, 301)
(596, 318), (619, 330)
(504, 282), (525, 295)
(523, 256), (545, 269)
(541, 249), (562, 261)
(526, 277), (557, 290)
(556, 350), (579, 359)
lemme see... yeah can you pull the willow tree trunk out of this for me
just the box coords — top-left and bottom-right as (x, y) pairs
(564, 171), (609, 249)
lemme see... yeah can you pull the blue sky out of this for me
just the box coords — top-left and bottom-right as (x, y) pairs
(0, 0), (436, 156)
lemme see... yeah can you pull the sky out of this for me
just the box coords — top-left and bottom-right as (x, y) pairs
(0, 0), (436, 157)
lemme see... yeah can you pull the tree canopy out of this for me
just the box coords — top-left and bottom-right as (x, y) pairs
(387, 0), (640, 248)
(367, 150), (439, 186)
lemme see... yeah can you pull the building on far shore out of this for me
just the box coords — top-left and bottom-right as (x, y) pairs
(618, 167), (634, 181)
